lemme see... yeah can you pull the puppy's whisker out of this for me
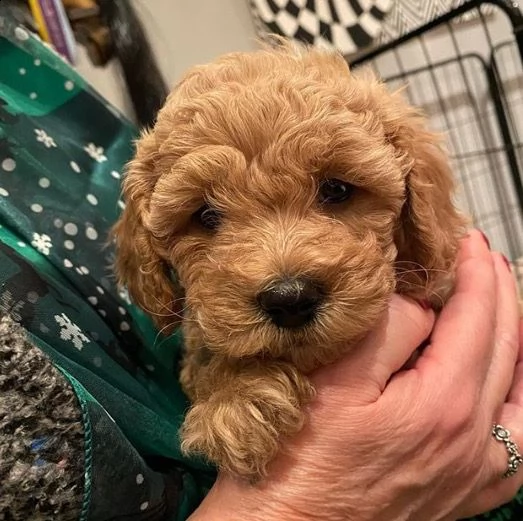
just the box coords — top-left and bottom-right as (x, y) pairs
(428, 290), (445, 309)
(394, 260), (427, 266)
(139, 306), (180, 318)
(394, 279), (446, 308)
(398, 275), (429, 285)
(149, 293), (186, 313)
(136, 299), (190, 321)
(396, 270), (429, 279)
(147, 306), (187, 322)
(147, 294), (192, 321)
(395, 267), (448, 276)
(153, 321), (181, 347)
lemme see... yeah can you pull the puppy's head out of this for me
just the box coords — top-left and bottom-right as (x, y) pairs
(113, 43), (464, 371)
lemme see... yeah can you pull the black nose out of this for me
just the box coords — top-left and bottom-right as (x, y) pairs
(257, 278), (323, 328)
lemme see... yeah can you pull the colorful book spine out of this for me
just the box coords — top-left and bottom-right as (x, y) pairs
(51, 0), (77, 63)
(28, 0), (51, 43)
(37, 0), (77, 64)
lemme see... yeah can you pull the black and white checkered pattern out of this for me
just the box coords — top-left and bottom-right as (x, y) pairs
(250, 0), (392, 55)
(377, 0), (496, 44)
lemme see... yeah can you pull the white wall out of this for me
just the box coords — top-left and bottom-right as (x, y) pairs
(77, 0), (258, 118)
(135, 0), (258, 88)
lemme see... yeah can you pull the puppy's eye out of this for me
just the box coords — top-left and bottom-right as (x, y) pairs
(192, 204), (221, 230)
(318, 178), (354, 204)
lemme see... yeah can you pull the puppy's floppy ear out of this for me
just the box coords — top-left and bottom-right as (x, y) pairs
(383, 96), (467, 302)
(112, 130), (183, 332)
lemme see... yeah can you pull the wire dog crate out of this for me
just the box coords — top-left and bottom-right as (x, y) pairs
(348, 0), (523, 270)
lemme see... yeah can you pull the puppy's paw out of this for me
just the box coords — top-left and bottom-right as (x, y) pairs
(180, 364), (314, 479)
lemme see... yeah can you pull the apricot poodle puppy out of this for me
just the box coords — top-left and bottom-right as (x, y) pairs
(113, 42), (465, 479)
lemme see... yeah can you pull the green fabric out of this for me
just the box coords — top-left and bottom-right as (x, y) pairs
(0, 10), (214, 521)
(0, 9), (521, 521)
(0, 24), (86, 116)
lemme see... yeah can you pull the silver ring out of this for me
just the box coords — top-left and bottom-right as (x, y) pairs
(492, 424), (523, 478)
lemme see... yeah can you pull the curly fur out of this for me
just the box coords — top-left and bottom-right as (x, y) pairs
(112, 42), (466, 479)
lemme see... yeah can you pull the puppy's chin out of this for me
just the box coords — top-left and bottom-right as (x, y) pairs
(193, 293), (392, 373)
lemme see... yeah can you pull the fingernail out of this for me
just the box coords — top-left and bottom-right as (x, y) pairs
(502, 254), (512, 271)
(420, 300), (432, 310)
(480, 230), (491, 249)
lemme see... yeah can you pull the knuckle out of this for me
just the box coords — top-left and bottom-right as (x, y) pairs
(434, 394), (477, 437)
(410, 376), (479, 439)
(460, 254), (493, 279)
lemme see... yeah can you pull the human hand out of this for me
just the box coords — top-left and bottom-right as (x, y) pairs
(189, 229), (522, 521)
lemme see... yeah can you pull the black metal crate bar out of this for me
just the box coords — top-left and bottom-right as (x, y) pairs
(348, 0), (523, 264)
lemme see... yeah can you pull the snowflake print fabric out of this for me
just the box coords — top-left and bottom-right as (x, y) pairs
(83, 142), (107, 163)
(0, 289), (25, 321)
(34, 128), (57, 148)
(54, 312), (90, 350)
(0, 16), (216, 521)
(31, 232), (52, 255)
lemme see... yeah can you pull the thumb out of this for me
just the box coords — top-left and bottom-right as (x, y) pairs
(312, 295), (435, 401)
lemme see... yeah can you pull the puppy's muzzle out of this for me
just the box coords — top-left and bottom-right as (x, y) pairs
(257, 277), (323, 329)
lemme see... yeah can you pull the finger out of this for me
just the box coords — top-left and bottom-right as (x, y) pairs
(483, 253), (520, 411)
(518, 318), (523, 364)
(507, 320), (523, 407)
(450, 399), (523, 519)
(503, 316), (523, 406)
(476, 402), (523, 515)
(312, 294), (434, 402)
(481, 311), (523, 508)
(417, 230), (496, 393)
(508, 364), (523, 407)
